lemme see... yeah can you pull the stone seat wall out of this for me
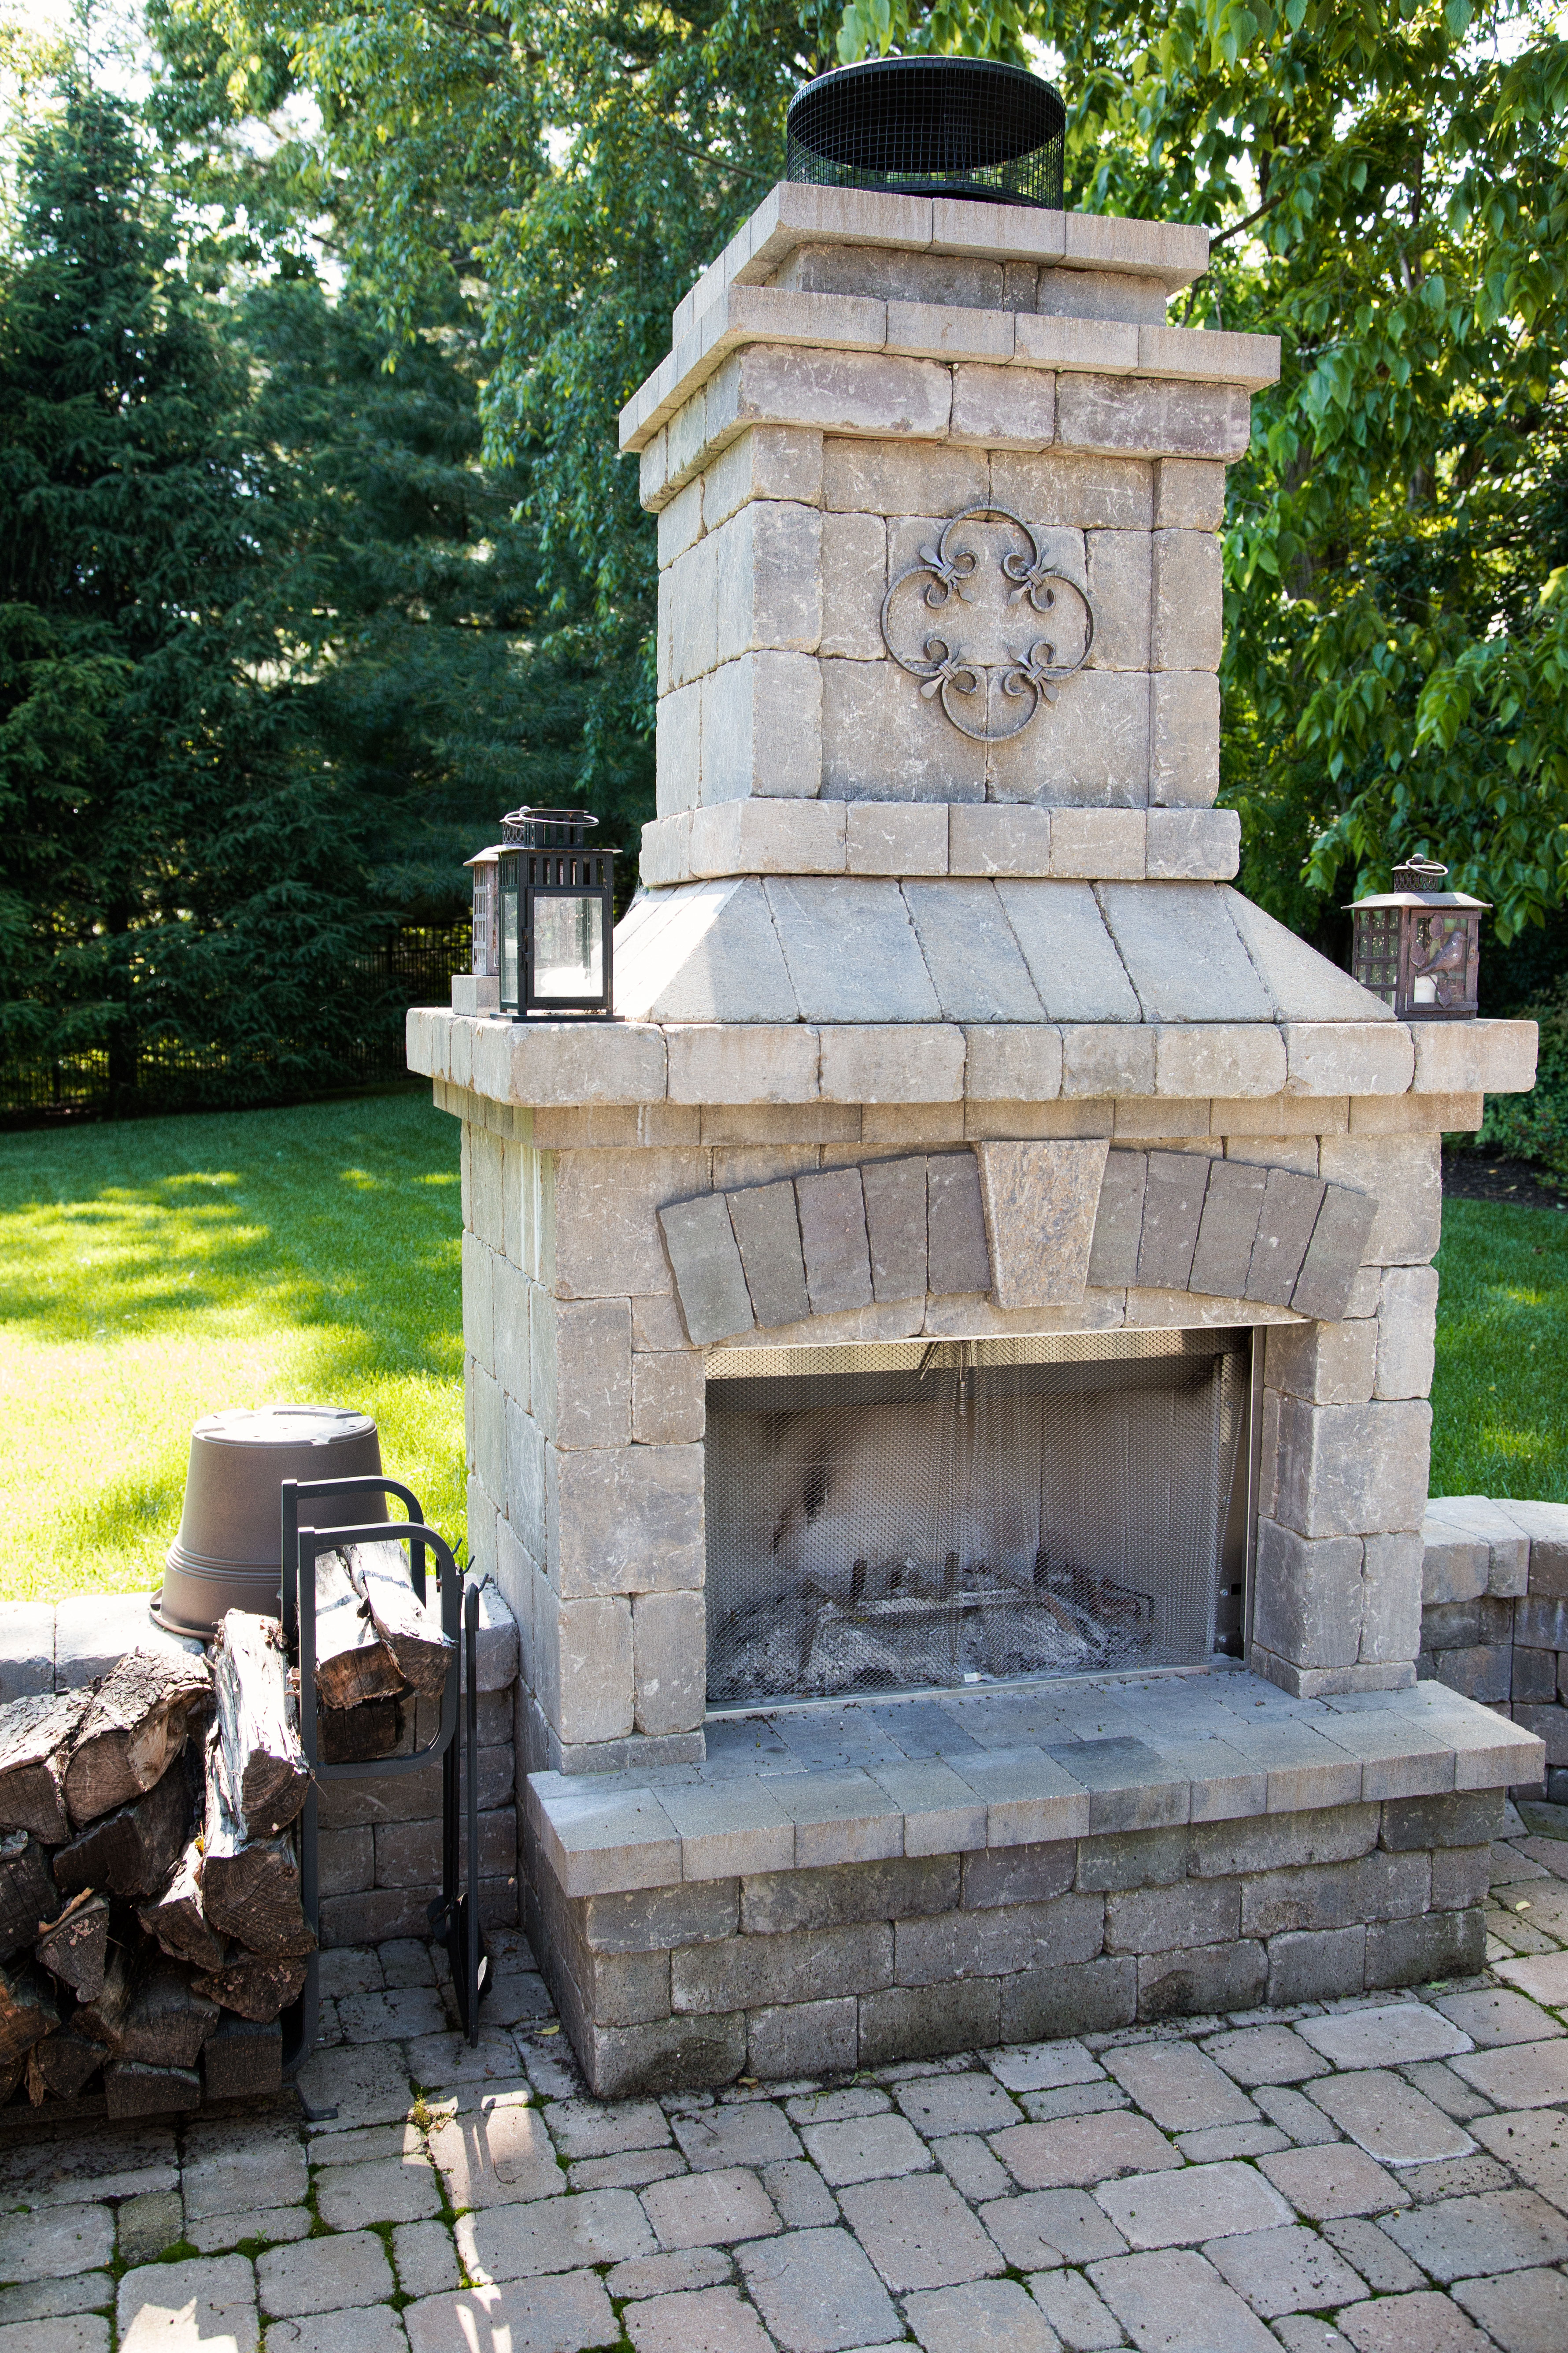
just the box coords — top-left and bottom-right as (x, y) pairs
(1420, 1497), (1568, 1799)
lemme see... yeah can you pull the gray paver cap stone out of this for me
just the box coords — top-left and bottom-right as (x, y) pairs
(403, 2273), (619, 2353)
(116, 2255), (258, 2353)
(1335, 2292), (1493, 2352)
(0, 2204), (115, 2285)
(1094, 2160), (1293, 2250)
(640, 2167), (780, 2249)
(838, 2172), (1005, 2292)
(117, 2193), (184, 2268)
(1381, 2187), (1568, 2281)
(903, 2277), (1063, 2353)
(607, 2251), (732, 2301)
(801, 2112), (933, 2186)
(457, 2188), (656, 2283)
(1306, 2069), (1477, 2165)
(1087, 2247), (1280, 2353)
(1202, 2223), (1368, 2317)
(625, 2285), (775, 2353)
(737, 2226), (903, 2353)
(1492, 1950), (1568, 2006)
(1297, 2002), (1474, 2069)
(0, 2274), (113, 2325)
(989, 2111), (1183, 2189)
(1451, 2264), (1568, 2353)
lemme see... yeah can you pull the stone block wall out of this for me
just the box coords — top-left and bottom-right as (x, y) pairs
(529, 1789), (1500, 2097)
(1420, 1496), (1568, 1797)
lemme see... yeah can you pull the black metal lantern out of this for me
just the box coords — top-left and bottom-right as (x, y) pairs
(465, 846), (501, 980)
(496, 808), (617, 1020)
(1348, 857), (1488, 1021)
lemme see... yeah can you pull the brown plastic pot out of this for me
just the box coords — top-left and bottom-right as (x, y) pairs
(158, 1405), (387, 1638)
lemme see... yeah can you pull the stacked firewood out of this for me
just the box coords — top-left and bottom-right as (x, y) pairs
(314, 1541), (452, 1759)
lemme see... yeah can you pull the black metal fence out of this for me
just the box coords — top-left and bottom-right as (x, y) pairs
(1, 922), (471, 1126)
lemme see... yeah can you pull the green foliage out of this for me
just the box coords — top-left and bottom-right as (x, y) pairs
(1480, 981), (1568, 1176)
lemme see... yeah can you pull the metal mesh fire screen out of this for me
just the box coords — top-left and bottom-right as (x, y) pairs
(706, 1331), (1251, 1710)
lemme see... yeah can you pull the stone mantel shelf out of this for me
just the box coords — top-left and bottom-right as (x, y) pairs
(525, 1671), (1543, 1899)
(408, 1004), (1536, 1114)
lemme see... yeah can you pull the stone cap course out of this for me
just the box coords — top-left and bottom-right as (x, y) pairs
(525, 1670), (1543, 1897)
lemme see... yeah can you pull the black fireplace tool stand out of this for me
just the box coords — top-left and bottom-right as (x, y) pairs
(277, 1474), (489, 2079)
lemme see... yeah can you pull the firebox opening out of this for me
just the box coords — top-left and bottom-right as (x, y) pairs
(705, 1330), (1254, 1712)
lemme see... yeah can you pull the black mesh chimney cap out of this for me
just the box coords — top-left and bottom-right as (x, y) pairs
(786, 56), (1065, 211)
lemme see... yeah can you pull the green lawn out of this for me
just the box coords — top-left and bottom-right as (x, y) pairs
(3, 1096), (1564, 1601)
(0, 1091), (463, 1603)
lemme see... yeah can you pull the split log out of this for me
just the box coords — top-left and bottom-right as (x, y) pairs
(138, 1838), (225, 1973)
(192, 1952), (309, 2023)
(35, 1890), (110, 2000)
(53, 1762), (190, 1900)
(104, 2060), (200, 2120)
(346, 1541), (453, 1703)
(0, 1831), (59, 1962)
(200, 1733), (314, 1958)
(63, 1648), (211, 1829)
(0, 1959), (57, 2071)
(0, 1691), (93, 1843)
(315, 1553), (405, 1712)
(319, 1696), (404, 1764)
(212, 1614), (309, 1837)
(203, 2014), (282, 2099)
(119, 1955), (219, 2069)
(74, 1938), (134, 2051)
(27, 2024), (103, 2103)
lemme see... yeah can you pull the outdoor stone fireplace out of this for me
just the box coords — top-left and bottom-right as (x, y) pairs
(410, 179), (1545, 2094)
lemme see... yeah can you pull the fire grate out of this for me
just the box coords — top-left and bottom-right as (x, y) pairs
(706, 1332), (1249, 1710)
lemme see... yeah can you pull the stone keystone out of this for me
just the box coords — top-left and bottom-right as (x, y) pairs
(976, 1139), (1110, 1309)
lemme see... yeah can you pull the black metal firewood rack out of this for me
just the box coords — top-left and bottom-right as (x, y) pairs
(276, 1475), (486, 2079)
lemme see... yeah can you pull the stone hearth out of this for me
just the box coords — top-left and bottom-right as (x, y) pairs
(410, 178), (1542, 2091)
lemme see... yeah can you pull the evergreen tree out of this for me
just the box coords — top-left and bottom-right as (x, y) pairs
(0, 82), (375, 1105)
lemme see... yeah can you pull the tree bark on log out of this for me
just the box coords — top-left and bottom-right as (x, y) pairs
(0, 1831), (60, 1963)
(192, 1953), (309, 2023)
(346, 1542), (452, 1703)
(0, 1692), (93, 1844)
(318, 1696), (405, 1764)
(315, 1553), (405, 1712)
(0, 1959), (58, 2071)
(212, 1614), (309, 1837)
(75, 1938), (134, 2052)
(203, 2014), (282, 2098)
(104, 2060), (200, 2120)
(35, 1890), (110, 2000)
(119, 1955), (219, 2069)
(27, 2024), (104, 2103)
(63, 1649), (212, 1829)
(53, 1763), (191, 1901)
(200, 1733), (313, 1958)
(138, 1838), (225, 1973)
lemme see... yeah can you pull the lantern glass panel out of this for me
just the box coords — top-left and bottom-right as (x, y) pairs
(533, 890), (603, 1000)
(499, 868), (520, 1008)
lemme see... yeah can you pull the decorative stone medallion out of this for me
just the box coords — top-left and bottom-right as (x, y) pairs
(879, 505), (1096, 743)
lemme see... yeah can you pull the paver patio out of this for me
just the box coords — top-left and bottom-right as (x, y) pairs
(9, 1808), (1568, 2353)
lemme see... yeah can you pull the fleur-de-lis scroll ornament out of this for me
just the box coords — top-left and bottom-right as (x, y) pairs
(879, 507), (1095, 745)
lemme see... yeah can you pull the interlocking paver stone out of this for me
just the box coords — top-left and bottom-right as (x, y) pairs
(294, 2043), (413, 2134)
(1452, 2263), (1568, 2353)
(1490, 1950), (1568, 2003)
(990, 2112), (1181, 2189)
(931, 2132), (1012, 2201)
(428, 2097), (565, 2205)
(1258, 2141), (1412, 2219)
(403, 2274), (618, 2353)
(0, 2320), (107, 2353)
(641, 2168), (780, 2249)
(1336, 2291), (1493, 2352)
(763, 2158), (839, 2228)
(839, 2173), (1004, 2291)
(801, 2114), (932, 2186)
(116, 2255), (258, 2353)
(391, 2223), (458, 2300)
(1095, 2160), (1293, 2249)
(1103, 2042), (1256, 2131)
(336, 1987), (449, 2043)
(894, 2074), (1021, 2135)
(1202, 2223), (1366, 2316)
(314, 2155), (442, 2230)
(1434, 1989), (1565, 2045)
(257, 2232), (393, 2319)
(1306, 2069), (1476, 2164)
(904, 2277), (1061, 2352)
(673, 2104), (802, 2171)
(117, 2194), (184, 2268)
(1027, 2267), (1126, 2350)
(625, 2285), (774, 2353)
(266, 2309), (407, 2353)
(988, 2040), (1105, 2094)
(1297, 2002), (1474, 2068)
(1200, 2025), (1329, 2084)
(570, 2149), (687, 2192)
(1448, 2038), (1568, 2108)
(457, 2189), (656, 2283)
(1088, 2247), (1279, 2352)
(1381, 2187), (1568, 2281)
(608, 2251), (732, 2300)
(1320, 2216), (1426, 2291)
(738, 2226), (902, 2353)
(980, 2188), (1129, 2268)
(0, 2205), (114, 2285)
(0, 2275), (113, 2324)
(188, 2208), (312, 2256)
(1470, 2107), (1568, 2204)
(550, 2097), (670, 2160)
(181, 2122), (308, 2221)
